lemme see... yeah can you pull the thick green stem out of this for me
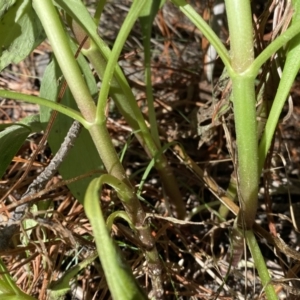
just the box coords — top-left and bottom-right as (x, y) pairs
(224, 0), (258, 229)
(225, 0), (254, 72)
(88, 123), (128, 180)
(32, 0), (96, 123)
(224, 2), (274, 299)
(231, 77), (258, 228)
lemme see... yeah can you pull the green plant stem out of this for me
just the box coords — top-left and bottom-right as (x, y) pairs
(245, 230), (277, 299)
(170, 0), (230, 70)
(96, 0), (146, 120)
(32, 0), (125, 182)
(106, 211), (133, 232)
(82, 41), (186, 218)
(225, 0), (254, 72)
(66, 0), (185, 217)
(33, 1), (164, 295)
(0, 89), (87, 126)
(93, 0), (107, 23)
(223, 2), (276, 300)
(140, 1), (162, 147)
(258, 0), (300, 172)
(32, 0), (96, 123)
(231, 77), (258, 228)
(88, 122), (129, 182)
(224, 0), (258, 229)
(251, 18), (300, 76)
(84, 176), (148, 300)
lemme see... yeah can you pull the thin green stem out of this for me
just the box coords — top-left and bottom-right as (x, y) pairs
(140, 1), (162, 147)
(170, 0), (230, 70)
(93, 0), (107, 24)
(58, 1), (162, 143)
(33, 4), (165, 294)
(258, 0), (300, 173)
(96, 0), (146, 120)
(83, 42), (150, 137)
(32, 0), (126, 181)
(0, 89), (88, 127)
(88, 122), (129, 182)
(245, 230), (277, 299)
(251, 19), (300, 76)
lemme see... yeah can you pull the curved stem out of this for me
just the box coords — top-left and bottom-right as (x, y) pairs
(0, 89), (88, 127)
(258, 0), (300, 172)
(170, 0), (231, 70)
(84, 175), (148, 300)
(96, 0), (146, 120)
(251, 19), (300, 76)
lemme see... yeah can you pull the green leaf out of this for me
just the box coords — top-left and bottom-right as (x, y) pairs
(0, 1), (17, 18)
(0, 114), (45, 179)
(19, 114), (45, 132)
(0, 124), (30, 179)
(258, 0), (300, 172)
(0, 279), (14, 295)
(47, 252), (98, 300)
(40, 42), (102, 203)
(0, 294), (36, 300)
(84, 176), (147, 300)
(0, 257), (36, 299)
(0, 0), (46, 71)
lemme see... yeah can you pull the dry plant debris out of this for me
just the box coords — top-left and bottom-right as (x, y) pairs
(1, 0), (300, 299)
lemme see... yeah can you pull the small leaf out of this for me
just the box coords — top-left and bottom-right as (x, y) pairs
(21, 204), (38, 246)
